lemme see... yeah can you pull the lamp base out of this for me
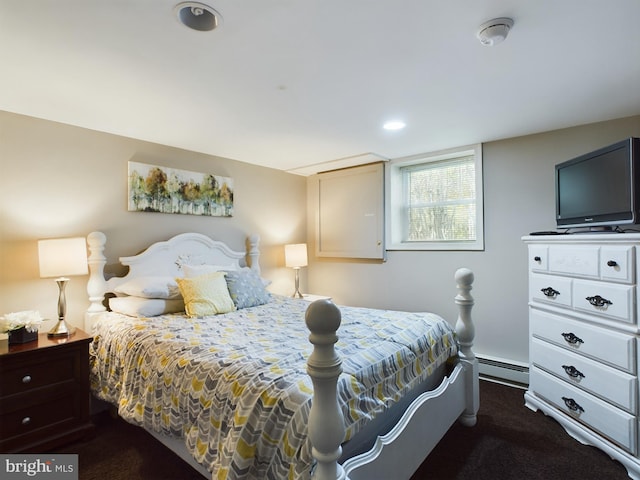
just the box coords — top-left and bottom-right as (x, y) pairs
(48, 319), (75, 337)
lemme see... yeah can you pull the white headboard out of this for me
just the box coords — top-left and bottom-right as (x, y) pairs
(85, 231), (261, 329)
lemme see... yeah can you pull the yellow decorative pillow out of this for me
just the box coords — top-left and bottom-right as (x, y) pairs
(176, 271), (236, 317)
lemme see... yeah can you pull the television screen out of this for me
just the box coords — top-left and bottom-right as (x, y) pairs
(556, 138), (638, 228)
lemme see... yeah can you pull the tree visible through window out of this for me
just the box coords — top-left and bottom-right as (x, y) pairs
(403, 156), (476, 242)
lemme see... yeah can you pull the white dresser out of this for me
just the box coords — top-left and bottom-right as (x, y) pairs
(523, 233), (640, 479)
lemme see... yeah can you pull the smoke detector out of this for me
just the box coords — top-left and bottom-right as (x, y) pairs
(477, 17), (514, 46)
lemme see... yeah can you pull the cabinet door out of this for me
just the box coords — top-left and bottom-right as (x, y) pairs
(315, 163), (385, 259)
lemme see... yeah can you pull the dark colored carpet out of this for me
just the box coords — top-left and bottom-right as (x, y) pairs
(57, 380), (630, 479)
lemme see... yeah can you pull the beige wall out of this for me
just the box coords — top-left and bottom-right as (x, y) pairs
(2, 109), (639, 367)
(0, 111), (307, 333)
(307, 115), (640, 365)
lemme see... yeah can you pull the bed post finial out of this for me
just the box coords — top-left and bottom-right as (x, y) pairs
(85, 231), (108, 331)
(305, 300), (346, 480)
(454, 267), (479, 427)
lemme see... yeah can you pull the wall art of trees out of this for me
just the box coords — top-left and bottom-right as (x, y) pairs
(128, 162), (234, 217)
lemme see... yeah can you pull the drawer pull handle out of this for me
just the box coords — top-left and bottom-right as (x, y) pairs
(21, 417), (31, 426)
(586, 295), (612, 307)
(561, 332), (584, 345)
(607, 260), (618, 267)
(22, 375), (32, 384)
(534, 256), (542, 262)
(562, 365), (585, 379)
(562, 397), (584, 414)
(541, 287), (560, 297)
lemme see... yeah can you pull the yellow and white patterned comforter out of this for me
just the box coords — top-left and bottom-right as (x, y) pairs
(89, 296), (457, 479)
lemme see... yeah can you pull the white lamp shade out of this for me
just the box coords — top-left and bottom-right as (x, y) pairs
(38, 237), (88, 278)
(285, 243), (308, 268)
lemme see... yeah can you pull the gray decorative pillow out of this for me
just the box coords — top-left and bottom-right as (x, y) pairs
(224, 269), (271, 309)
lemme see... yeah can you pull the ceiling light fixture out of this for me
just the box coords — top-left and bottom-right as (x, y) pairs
(477, 17), (514, 46)
(383, 121), (406, 131)
(175, 2), (222, 31)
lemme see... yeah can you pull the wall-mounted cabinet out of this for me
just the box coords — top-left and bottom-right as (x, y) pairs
(313, 163), (385, 260)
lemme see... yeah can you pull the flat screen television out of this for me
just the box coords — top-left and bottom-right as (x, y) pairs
(555, 137), (640, 230)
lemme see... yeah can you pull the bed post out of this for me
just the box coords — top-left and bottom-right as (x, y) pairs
(85, 231), (108, 332)
(454, 267), (479, 427)
(247, 234), (261, 274)
(305, 300), (347, 480)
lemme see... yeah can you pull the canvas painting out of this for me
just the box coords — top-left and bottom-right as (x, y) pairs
(128, 162), (233, 217)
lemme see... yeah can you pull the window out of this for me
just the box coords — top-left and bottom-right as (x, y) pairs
(386, 144), (484, 251)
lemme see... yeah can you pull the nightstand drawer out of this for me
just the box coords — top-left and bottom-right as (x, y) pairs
(0, 354), (77, 396)
(0, 388), (77, 443)
(531, 367), (637, 455)
(530, 309), (635, 373)
(531, 338), (637, 413)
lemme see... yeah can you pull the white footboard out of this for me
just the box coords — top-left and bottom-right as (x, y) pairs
(305, 268), (478, 480)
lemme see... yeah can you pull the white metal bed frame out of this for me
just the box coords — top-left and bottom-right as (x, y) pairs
(84, 231), (478, 480)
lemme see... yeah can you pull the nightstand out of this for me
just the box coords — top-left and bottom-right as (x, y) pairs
(0, 329), (94, 452)
(301, 294), (332, 302)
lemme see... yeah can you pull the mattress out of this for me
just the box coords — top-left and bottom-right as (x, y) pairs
(89, 295), (457, 479)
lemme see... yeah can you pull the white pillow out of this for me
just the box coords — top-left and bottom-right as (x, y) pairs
(182, 264), (239, 278)
(113, 276), (181, 299)
(109, 296), (185, 317)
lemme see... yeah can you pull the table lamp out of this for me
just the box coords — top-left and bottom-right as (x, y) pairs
(284, 243), (308, 298)
(38, 237), (88, 337)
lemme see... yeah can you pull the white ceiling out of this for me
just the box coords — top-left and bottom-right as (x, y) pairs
(1, 1), (639, 175)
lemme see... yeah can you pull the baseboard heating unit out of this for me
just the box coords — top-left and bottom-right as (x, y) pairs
(477, 355), (529, 388)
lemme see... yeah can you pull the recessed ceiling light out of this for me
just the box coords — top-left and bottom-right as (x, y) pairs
(383, 121), (406, 131)
(175, 2), (222, 31)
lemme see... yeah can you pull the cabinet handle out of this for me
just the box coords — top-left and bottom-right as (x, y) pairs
(21, 417), (31, 426)
(607, 260), (618, 267)
(562, 397), (585, 414)
(541, 287), (560, 297)
(561, 332), (584, 345)
(22, 375), (32, 384)
(534, 256), (542, 262)
(586, 295), (612, 307)
(562, 365), (585, 379)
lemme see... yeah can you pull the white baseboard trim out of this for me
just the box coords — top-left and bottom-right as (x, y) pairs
(477, 354), (529, 388)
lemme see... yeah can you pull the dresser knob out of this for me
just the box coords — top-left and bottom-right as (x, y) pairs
(534, 256), (541, 262)
(561, 332), (584, 345)
(22, 375), (32, 384)
(21, 417), (31, 426)
(607, 260), (618, 267)
(586, 295), (612, 307)
(562, 365), (585, 379)
(562, 397), (585, 414)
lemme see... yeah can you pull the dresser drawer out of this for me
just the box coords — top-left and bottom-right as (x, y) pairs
(601, 246), (635, 284)
(573, 279), (635, 324)
(530, 367), (637, 454)
(531, 338), (637, 413)
(548, 245), (600, 278)
(530, 309), (636, 373)
(529, 245), (549, 273)
(530, 273), (572, 307)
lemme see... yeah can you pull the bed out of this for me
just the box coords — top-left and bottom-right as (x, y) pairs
(84, 231), (478, 480)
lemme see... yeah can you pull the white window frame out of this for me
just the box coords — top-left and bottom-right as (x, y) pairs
(385, 144), (484, 251)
